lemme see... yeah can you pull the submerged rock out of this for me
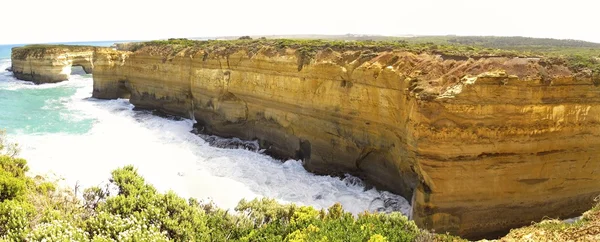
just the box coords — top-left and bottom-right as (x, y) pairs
(196, 134), (260, 152)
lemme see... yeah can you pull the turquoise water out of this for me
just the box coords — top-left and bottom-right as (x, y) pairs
(0, 41), (116, 133)
(0, 65), (94, 134)
(0, 43), (409, 216)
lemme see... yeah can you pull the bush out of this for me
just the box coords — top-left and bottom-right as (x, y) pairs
(0, 200), (33, 240)
(98, 167), (211, 241)
(84, 212), (169, 241)
(0, 156), (28, 178)
(27, 220), (88, 241)
(0, 170), (27, 201)
(0, 152), (429, 241)
(146, 191), (209, 241)
(83, 186), (107, 208)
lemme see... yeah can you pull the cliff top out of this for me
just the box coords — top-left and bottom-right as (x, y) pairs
(123, 38), (600, 74)
(127, 38), (535, 59)
(114, 38), (599, 100)
(14, 39), (600, 100)
(11, 45), (100, 60)
(188, 34), (600, 49)
(502, 204), (600, 241)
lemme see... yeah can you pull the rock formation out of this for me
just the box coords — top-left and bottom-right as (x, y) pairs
(11, 45), (100, 84)
(14, 41), (600, 239)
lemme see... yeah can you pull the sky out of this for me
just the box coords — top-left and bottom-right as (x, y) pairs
(1, 0), (598, 45)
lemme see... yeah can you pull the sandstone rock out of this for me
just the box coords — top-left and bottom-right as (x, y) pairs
(10, 45), (102, 84)
(112, 42), (137, 51)
(24, 42), (600, 239)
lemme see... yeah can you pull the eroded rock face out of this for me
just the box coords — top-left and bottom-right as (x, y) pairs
(90, 44), (600, 239)
(11, 45), (100, 84)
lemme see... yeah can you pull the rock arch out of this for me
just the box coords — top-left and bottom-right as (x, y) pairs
(11, 46), (101, 84)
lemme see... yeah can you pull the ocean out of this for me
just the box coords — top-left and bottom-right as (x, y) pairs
(0, 42), (410, 215)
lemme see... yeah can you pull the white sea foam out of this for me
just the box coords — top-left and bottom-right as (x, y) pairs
(3, 64), (412, 215)
(0, 59), (10, 69)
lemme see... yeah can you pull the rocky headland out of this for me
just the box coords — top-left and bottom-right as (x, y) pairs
(10, 45), (104, 84)
(11, 39), (600, 239)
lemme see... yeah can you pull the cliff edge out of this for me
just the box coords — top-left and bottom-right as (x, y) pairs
(17, 39), (600, 239)
(11, 45), (102, 84)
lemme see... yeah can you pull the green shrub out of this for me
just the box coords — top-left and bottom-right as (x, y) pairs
(146, 191), (209, 241)
(84, 212), (169, 241)
(85, 212), (137, 239)
(0, 200), (33, 240)
(0, 156), (28, 178)
(103, 225), (169, 242)
(355, 212), (421, 242)
(202, 200), (253, 240)
(109, 165), (154, 197)
(0, 156), (430, 241)
(27, 220), (88, 241)
(34, 181), (56, 196)
(98, 167), (210, 241)
(83, 186), (107, 210)
(99, 166), (158, 217)
(234, 199), (422, 242)
(236, 198), (296, 226)
(0, 170), (26, 201)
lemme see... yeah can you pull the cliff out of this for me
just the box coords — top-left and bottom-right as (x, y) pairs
(91, 40), (600, 239)
(11, 45), (101, 84)
(18, 39), (600, 239)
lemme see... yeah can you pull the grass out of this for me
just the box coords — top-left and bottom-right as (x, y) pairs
(131, 38), (521, 57)
(12, 36), (600, 73)
(500, 209), (600, 241)
(11, 45), (99, 60)
(124, 37), (600, 74)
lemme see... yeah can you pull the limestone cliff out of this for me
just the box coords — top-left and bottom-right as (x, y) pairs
(41, 40), (600, 239)
(11, 45), (100, 84)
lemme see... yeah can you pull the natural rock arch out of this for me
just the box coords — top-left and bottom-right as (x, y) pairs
(71, 55), (94, 75)
(11, 46), (100, 84)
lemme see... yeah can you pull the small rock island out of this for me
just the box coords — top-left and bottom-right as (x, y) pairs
(11, 39), (600, 239)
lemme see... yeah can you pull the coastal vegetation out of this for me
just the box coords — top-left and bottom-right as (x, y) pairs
(125, 36), (600, 74)
(3, 131), (600, 241)
(11, 45), (96, 60)
(500, 210), (600, 241)
(11, 35), (600, 73)
(0, 132), (459, 241)
(3, 129), (600, 241)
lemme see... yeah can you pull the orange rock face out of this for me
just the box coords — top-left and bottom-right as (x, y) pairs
(412, 72), (600, 238)
(11, 46), (100, 84)
(91, 44), (600, 238)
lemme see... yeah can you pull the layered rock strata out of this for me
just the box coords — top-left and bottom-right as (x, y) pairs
(11, 45), (100, 84)
(16, 42), (600, 239)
